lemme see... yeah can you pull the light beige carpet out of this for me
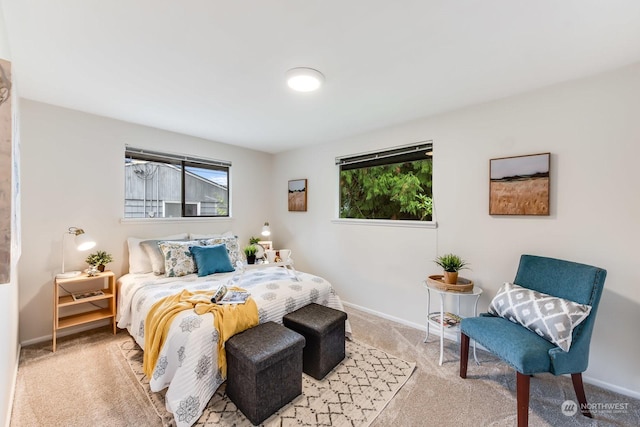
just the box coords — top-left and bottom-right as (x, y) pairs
(10, 329), (159, 427)
(119, 336), (416, 426)
(11, 306), (640, 427)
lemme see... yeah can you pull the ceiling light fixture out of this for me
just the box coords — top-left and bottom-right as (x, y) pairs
(286, 67), (325, 92)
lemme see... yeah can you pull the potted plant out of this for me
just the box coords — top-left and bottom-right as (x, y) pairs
(434, 253), (469, 284)
(249, 236), (260, 245)
(85, 250), (114, 272)
(244, 245), (257, 264)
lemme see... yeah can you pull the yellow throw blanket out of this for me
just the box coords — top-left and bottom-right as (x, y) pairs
(143, 288), (259, 378)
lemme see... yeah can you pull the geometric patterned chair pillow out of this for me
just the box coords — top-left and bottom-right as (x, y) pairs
(488, 282), (592, 352)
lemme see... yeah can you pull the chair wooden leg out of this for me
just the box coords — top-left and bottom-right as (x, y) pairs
(571, 373), (593, 418)
(459, 333), (470, 378)
(516, 372), (530, 427)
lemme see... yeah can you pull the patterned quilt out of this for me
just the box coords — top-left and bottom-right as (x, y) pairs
(116, 267), (351, 427)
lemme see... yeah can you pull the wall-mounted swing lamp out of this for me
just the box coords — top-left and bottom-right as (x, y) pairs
(261, 222), (271, 237)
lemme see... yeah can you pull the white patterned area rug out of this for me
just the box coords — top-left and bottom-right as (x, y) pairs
(119, 337), (416, 427)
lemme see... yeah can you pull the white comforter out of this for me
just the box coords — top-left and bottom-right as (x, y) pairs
(116, 267), (351, 427)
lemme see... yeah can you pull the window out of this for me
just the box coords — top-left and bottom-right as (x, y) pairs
(124, 147), (230, 218)
(337, 142), (433, 221)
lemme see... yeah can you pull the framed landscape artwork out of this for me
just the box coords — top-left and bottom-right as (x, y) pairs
(489, 153), (550, 216)
(288, 179), (307, 212)
(0, 59), (12, 284)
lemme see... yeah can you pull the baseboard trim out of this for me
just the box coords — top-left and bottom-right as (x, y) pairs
(582, 375), (640, 400)
(5, 343), (20, 427)
(342, 300), (640, 400)
(20, 319), (112, 347)
(342, 300), (459, 341)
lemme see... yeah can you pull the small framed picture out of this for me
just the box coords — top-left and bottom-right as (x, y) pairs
(288, 179), (307, 212)
(258, 240), (272, 250)
(489, 153), (550, 215)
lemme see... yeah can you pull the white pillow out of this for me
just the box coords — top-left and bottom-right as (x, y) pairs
(189, 231), (234, 240)
(127, 233), (188, 273)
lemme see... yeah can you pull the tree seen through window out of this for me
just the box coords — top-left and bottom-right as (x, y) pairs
(338, 143), (433, 221)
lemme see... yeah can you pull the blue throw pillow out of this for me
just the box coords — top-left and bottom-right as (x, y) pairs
(190, 244), (235, 276)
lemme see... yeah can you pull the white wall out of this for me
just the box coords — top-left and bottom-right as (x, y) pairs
(18, 100), (273, 343)
(271, 63), (640, 397)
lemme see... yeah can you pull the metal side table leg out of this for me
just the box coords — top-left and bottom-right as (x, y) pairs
(438, 293), (445, 366)
(472, 293), (481, 365)
(424, 287), (431, 343)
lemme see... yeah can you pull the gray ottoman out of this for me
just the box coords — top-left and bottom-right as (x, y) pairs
(225, 321), (305, 425)
(283, 303), (348, 380)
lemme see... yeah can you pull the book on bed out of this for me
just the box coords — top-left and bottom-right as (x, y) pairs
(211, 285), (250, 304)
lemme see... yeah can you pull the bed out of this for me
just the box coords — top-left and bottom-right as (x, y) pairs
(116, 264), (351, 427)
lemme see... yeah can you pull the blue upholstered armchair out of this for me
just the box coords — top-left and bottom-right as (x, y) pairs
(459, 255), (607, 426)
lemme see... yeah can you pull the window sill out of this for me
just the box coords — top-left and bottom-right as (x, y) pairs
(331, 218), (437, 229)
(120, 217), (234, 225)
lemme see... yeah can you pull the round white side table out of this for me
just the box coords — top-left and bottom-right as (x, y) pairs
(423, 280), (483, 366)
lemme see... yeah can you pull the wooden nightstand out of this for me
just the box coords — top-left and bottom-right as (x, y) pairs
(53, 271), (116, 352)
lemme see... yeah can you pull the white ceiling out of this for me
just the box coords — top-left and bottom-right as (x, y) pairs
(2, 1), (640, 153)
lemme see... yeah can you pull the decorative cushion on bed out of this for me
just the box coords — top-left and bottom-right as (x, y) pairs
(190, 230), (234, 240)
(127, 233), (188, 274)
(487, 282), (592, 352)
(158, 240), (202, 277)
(140, 239), (191, 275)
(202, 236), (243, 266)
(190, 244), (235, 276)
